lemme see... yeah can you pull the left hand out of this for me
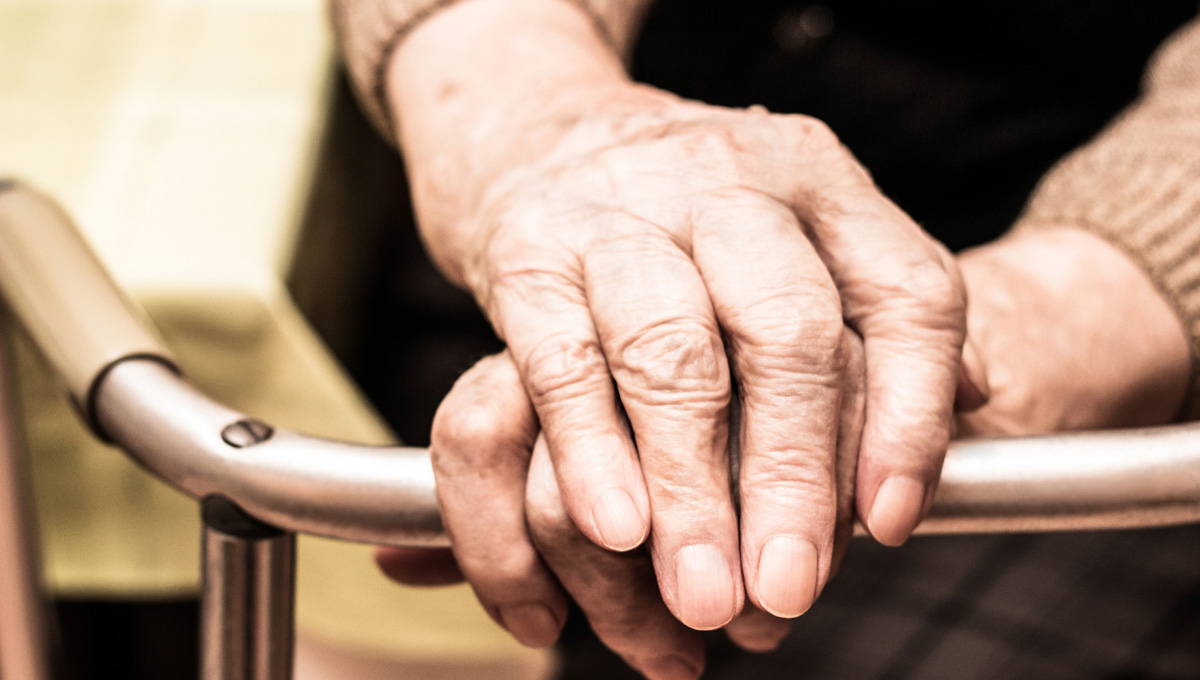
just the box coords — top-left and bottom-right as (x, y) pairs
(379, 327), (866, 679)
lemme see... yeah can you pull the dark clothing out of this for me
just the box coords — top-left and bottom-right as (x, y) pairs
(632, 0), (1198, 252)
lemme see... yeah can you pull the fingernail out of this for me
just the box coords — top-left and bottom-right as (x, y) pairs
(642, 654), (703, 680)
(592, 488), (647, 551)
(674, 544), (737, 630)
(956, 338), (991, 411)
(867, 475), (927, 546)
(498, 603), (561, 648)
(755, 536), (818, 618)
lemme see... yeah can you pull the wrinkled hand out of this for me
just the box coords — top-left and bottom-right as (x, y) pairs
(376, 226), (1190, 679)
(379, 331), (865, 678)
(448, 90), (968, 628)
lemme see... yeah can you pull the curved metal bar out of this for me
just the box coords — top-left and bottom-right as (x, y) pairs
(0, 181), (176, 428)
(94, 358), (1200, 546)
(94, 360), (446, 547)
(918, 422), (1200, 535)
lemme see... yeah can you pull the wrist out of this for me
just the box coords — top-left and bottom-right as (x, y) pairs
(387, 0), (638, 282)
(959, 227), (1190, 433)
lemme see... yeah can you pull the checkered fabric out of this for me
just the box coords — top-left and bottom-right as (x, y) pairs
(555, 527), (1200, 679)
(700, 526), (1200, 679)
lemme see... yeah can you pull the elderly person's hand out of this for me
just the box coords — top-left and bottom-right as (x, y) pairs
(379, 330), (866, 678)
(390, 0), (972, 632)
(376, 225), (1190, 679)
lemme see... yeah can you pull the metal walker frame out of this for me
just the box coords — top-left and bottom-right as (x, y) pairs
(1, 181), (1198, 680)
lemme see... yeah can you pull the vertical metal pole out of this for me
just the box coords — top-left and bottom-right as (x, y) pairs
(0, 311), (53, 680)
(200, 496), (295, 680)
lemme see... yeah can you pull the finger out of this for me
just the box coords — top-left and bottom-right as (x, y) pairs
(374, 547), (464, 586)
(692, 195), (843, 620)
(489, 259), (651, 552)
(721, 331), (861, 656)
(525, 435), (705, 680)
(430, 352), (568, 648)
(831, 327), (866, 577)
(582, 229), (741, 631)
(833, 213), (963, 547)
(775, 122), (969, 546)
(724, 606), (792, 653)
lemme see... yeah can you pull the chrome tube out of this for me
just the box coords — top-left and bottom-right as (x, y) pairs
(94, 360), (445, 547)
(0, 312), (53, 680)
(201, 498), (295, 680)
(919, 423), (1200, 534)
(92, 358), (1200, 545)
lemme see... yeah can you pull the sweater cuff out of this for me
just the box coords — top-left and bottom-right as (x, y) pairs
(1013, 149), (1200, 421)
(329, 0), (622, 146)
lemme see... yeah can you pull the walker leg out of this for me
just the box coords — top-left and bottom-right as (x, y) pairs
(0, 310), (53, 680)
(201, 496), (295, 680)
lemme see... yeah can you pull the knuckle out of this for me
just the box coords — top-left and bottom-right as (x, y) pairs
(431, 402), (502, 458)
(489, 264), (580, 311)
(759, 295), (842, 350)
(741, 455), (837, 519)
(430, 382), (534, 473)
(591, 614), (656, 648)
(872, 388), (954, 449)
(524, 493), (575, 546)
(480, 211), (555, 278)
(610, 321), (729, 407)
(467, 548), (542, 589)
(729, 293), (845, 376)
(645, 474), (731, 514)
(797, 116), (839, 148)
(521, 332), (607, 403)
(686, 126), (751, 173)
(888, 260), (963, 314)
(786, 115), (876, 185)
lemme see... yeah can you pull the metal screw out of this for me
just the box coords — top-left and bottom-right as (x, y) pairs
(221, 419), (274, 448)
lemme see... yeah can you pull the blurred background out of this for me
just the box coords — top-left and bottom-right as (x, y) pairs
(0, 0), (544, 678)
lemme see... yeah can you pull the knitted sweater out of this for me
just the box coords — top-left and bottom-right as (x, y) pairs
(330, 0), (1200, 418)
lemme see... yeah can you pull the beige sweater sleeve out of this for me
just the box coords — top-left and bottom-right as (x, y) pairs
(329, 0), (653, 142)
(1013, 18), (1200, 420)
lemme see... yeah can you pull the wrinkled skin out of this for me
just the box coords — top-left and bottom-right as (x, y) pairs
(376, 228), (1190, 680)
(442, 92), (970, 632)
(391, 0), (972, 635)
